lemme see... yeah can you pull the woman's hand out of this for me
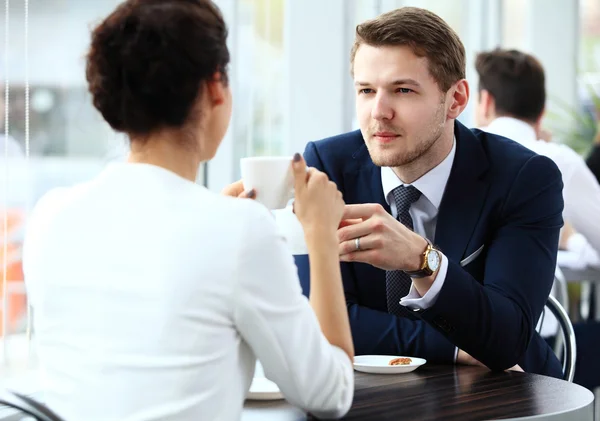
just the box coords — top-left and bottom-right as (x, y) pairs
(291, 153), (344, 237)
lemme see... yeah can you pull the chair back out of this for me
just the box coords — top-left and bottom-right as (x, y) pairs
(545, 295), (577, 382)
(0, 390), (64, 421)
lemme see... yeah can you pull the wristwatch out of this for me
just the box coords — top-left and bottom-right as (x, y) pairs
(404, 238), (442, 278)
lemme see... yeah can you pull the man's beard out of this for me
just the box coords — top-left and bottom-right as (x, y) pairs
(366, 103), (446, 168)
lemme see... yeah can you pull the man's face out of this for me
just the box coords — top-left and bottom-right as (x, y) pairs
(353, 44), (449, 168)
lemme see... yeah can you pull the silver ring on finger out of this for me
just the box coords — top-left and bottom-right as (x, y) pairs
(355, 237), (361, 251)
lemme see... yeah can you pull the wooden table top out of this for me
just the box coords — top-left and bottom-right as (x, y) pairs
(243, 365), (595, 421)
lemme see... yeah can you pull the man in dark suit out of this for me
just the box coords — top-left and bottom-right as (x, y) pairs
(294, 7), (564, 377)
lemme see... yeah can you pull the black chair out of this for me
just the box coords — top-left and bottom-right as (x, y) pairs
(0, 390), (64, 421)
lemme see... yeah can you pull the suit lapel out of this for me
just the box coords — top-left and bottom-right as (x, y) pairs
(435, 122), (490, 262)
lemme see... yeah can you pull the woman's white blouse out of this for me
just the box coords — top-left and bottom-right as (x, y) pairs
(23, 163), (353, 421)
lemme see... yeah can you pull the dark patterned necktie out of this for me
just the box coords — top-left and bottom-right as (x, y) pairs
(386, 185), (422, 316)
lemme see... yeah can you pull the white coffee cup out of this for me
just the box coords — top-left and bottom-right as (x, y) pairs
(240, 156), (294, 210)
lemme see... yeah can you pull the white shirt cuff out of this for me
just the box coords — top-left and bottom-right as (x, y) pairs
(399, 253), (448, 310)
(454, 346), (459, 363)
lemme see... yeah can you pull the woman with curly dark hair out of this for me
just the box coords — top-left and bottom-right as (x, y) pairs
(22, 1), (354, 420)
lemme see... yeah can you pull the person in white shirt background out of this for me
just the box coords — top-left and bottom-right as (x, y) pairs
(474, 47), (600, 392)
(22, 1), (355, 420)
(475, 48), (600, 270)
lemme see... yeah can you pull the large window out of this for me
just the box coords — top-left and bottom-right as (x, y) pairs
(580, 0), (600, 74)
(5, 0), (124, 160)
(501, 0), (528, 50)
(548, 0), (600, 154)
(579, 0), (600, 133)
(229, 0), (286, 179)
(2, 1), (127, 369)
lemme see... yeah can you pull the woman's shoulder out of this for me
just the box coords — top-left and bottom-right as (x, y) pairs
(31, 186), (79, 216)
(25, 185), (90, 234)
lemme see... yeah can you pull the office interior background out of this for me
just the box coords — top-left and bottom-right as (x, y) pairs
(0, 0), (599, 365)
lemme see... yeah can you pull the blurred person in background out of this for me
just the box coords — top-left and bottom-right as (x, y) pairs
(475, 48), (600, 265)
(475, 47), (600, 392)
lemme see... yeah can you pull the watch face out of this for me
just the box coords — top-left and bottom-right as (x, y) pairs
(427, 250), (441, 272)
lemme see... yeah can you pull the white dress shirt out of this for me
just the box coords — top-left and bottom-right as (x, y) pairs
(380, 138), (456, 310)
(23, 163), (353, 421)
(482, 117), (600, 258)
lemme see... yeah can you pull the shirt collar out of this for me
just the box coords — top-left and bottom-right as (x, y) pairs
(481, 117), (538, 145)
(381, 136), (456, 210)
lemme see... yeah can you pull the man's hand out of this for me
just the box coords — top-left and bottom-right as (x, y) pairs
(337, 203), (427, 271)
(221, 180), (256, 199)
(457, 349), (523, 372)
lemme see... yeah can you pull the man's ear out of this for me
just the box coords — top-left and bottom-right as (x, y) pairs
(447, 79), (470, 120)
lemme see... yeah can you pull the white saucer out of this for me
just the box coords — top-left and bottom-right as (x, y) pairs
(246, 377), (284, 401)
(353, 355), (426, 374)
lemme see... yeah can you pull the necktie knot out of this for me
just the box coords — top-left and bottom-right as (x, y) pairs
(391, 185), (421, 215)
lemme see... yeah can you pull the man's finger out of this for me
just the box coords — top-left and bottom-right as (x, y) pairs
(342, 203), (384, 220)
(339, 233), (382, 256)
(338, 218), (363, 229)
(339, 249), (378, 265)
(337, 220), (374, 245)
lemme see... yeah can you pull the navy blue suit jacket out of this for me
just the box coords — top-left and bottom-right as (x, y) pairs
(295, 121), (564, 378)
